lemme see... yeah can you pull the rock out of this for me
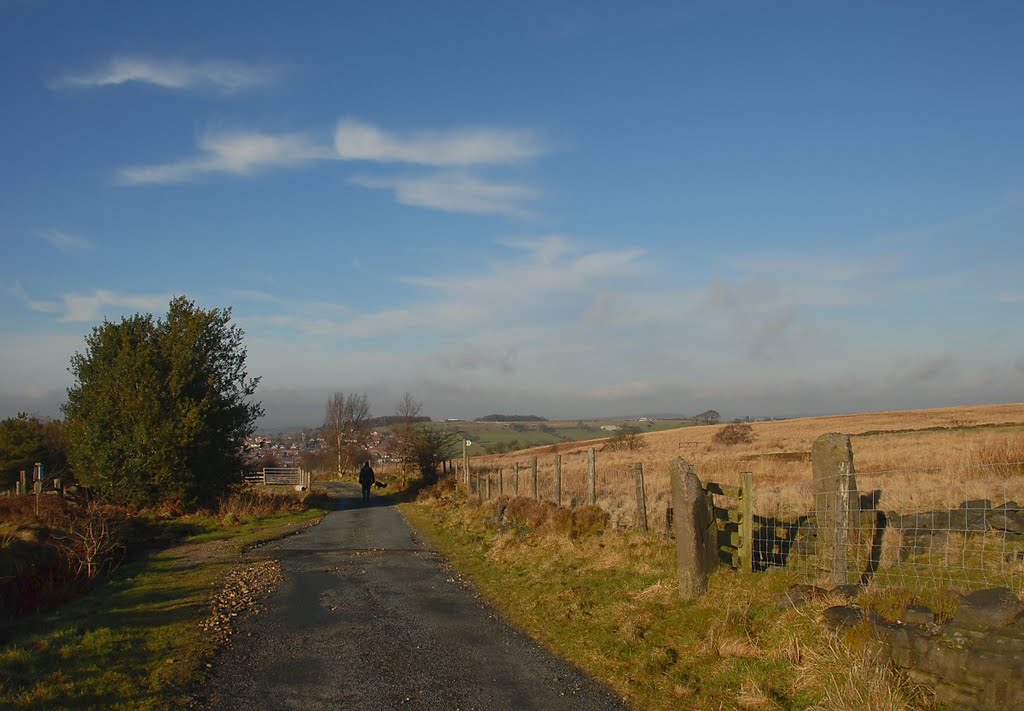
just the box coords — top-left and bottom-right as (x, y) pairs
(832, 583), (863, 600)
(902, 604), (936, 625)
(822, 604), (865, 630)
(988, 503), (1024, 534)
(777, 584), (827, 610)
(950, 588), (1024, 632)
(959, 499), (993, 511)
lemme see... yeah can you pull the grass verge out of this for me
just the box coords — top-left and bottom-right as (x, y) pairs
(403, 491), (934, 711)
(0, 504), (327, 709)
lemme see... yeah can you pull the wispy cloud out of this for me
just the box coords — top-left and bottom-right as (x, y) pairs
(117, 130), (334, 185)
(11, 282), (167, 322)
(51, 57), (276, 92)
(351, 172), (541, 217)
(39, 229), (92, 252)
(996, 291), (1024, 303)
(335, 118), (545, 166)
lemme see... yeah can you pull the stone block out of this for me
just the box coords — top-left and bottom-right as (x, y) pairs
(950, 588), (1024, 632)
(903, 604), (936, 626)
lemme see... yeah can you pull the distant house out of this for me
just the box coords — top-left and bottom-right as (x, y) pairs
(600, 425), (622, 432)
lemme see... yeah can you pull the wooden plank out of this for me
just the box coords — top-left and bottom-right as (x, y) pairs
(713, 508), (742, 523)
(704, 482), (741, 498)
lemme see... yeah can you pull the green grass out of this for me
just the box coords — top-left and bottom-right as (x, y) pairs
(402, 496), (844, 710)
(0, 507), (325, 709)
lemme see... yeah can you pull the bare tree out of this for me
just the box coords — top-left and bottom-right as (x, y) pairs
(392, 393), (457, 483)
(324, 392), (372, 476)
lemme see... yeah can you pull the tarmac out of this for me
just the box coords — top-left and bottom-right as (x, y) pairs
(200, 482), (630, 710)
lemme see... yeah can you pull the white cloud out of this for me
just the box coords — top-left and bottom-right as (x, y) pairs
(117, 130), (335, 185)
(51, 57), (275, 92)
(39, 229), (92, 252)
(11, 282), (168, 322)
(335, 117), (544, 166)
(350, 172), (541, 217)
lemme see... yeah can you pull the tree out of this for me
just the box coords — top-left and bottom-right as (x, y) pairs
(0, 414), (70, 490)
(392, 393), (459, 483)
(323, 392), (371, 475)
(63, 297), (263, 508)
(694, 409), (721, 425)
(604, 426), (648, 452)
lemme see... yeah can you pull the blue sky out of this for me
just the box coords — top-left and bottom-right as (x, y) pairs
(2, 1), (1022, 428)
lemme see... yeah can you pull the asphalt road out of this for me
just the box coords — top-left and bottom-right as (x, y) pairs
(200, 483), (630, 710)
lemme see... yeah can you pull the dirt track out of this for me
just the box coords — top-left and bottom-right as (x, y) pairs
(200, 483), (629, 710)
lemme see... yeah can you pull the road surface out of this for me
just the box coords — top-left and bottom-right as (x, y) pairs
(200, 483), (630, 710)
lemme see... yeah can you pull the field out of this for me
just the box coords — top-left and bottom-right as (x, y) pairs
(470, 402), (1024, 545)
(408, 402), (1024, 709)
(439, 418), (694, 453)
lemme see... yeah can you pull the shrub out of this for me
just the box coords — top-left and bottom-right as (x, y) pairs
(604, 427), (648, 452)
(713, 423), (756, 446)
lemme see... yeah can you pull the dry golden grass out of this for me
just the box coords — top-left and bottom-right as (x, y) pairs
(472, 403), (1024, 526)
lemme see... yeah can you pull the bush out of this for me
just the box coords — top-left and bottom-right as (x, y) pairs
(712, 423), (756, 446)
(604, 427), (647, 451)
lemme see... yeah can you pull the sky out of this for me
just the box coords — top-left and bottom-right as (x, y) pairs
(2, 0), (1023, 429)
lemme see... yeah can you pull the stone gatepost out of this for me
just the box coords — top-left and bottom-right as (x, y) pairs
(812, 433), (860, 585)
(671, 458), (718, 600)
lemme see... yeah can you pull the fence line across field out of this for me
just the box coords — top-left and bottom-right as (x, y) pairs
(454, 435), (1024, 596)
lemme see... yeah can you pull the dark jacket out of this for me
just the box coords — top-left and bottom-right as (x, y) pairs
(358, 463), (375, 487)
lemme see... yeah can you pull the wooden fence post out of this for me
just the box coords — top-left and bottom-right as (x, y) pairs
(671, 458), (717, 600)
(486, 471), (491, 500)
(475, 471), (481, 501)
(531, 457), (538, 499)
(499, 468), (504, 497)
(740, 471), (754, 572)
(555, 455), (562, 506)
(463, 439), (470, 487)
(514, 462), (520, 496)
(588, 448), (596, 505)
(19, 470), (27, 496)
(634, 463), (648, 531)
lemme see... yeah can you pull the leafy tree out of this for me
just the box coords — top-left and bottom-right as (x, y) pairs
(0, 414), (69, 490)
(694, 409), (721, 425)
(63, 297), (263, 508)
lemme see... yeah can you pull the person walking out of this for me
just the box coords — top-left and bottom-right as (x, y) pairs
(358, 461), (376, 503)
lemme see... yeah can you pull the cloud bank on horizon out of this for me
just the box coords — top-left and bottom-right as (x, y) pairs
(1, 2), (1022, 427)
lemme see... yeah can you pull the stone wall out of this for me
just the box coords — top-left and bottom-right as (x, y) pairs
(822, 587), (1024, 710)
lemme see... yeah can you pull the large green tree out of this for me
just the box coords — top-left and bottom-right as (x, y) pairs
(63, 297), (263, 508)
(0, 414), (69, 490)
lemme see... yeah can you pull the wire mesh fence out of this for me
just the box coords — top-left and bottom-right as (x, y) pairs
(753, 462), (1024, 594)
(458, 441), (1024, 596)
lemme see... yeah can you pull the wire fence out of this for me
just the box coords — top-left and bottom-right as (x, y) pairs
(459, 445), (1024, 595)
(753, 463), (1024, 595)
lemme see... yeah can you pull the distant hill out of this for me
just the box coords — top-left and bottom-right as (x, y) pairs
(475, 414), (548, 422)
(367, 415), (431, 427)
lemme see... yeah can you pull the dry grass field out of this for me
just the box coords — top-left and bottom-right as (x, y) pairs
(472, 402), (1024, 533)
